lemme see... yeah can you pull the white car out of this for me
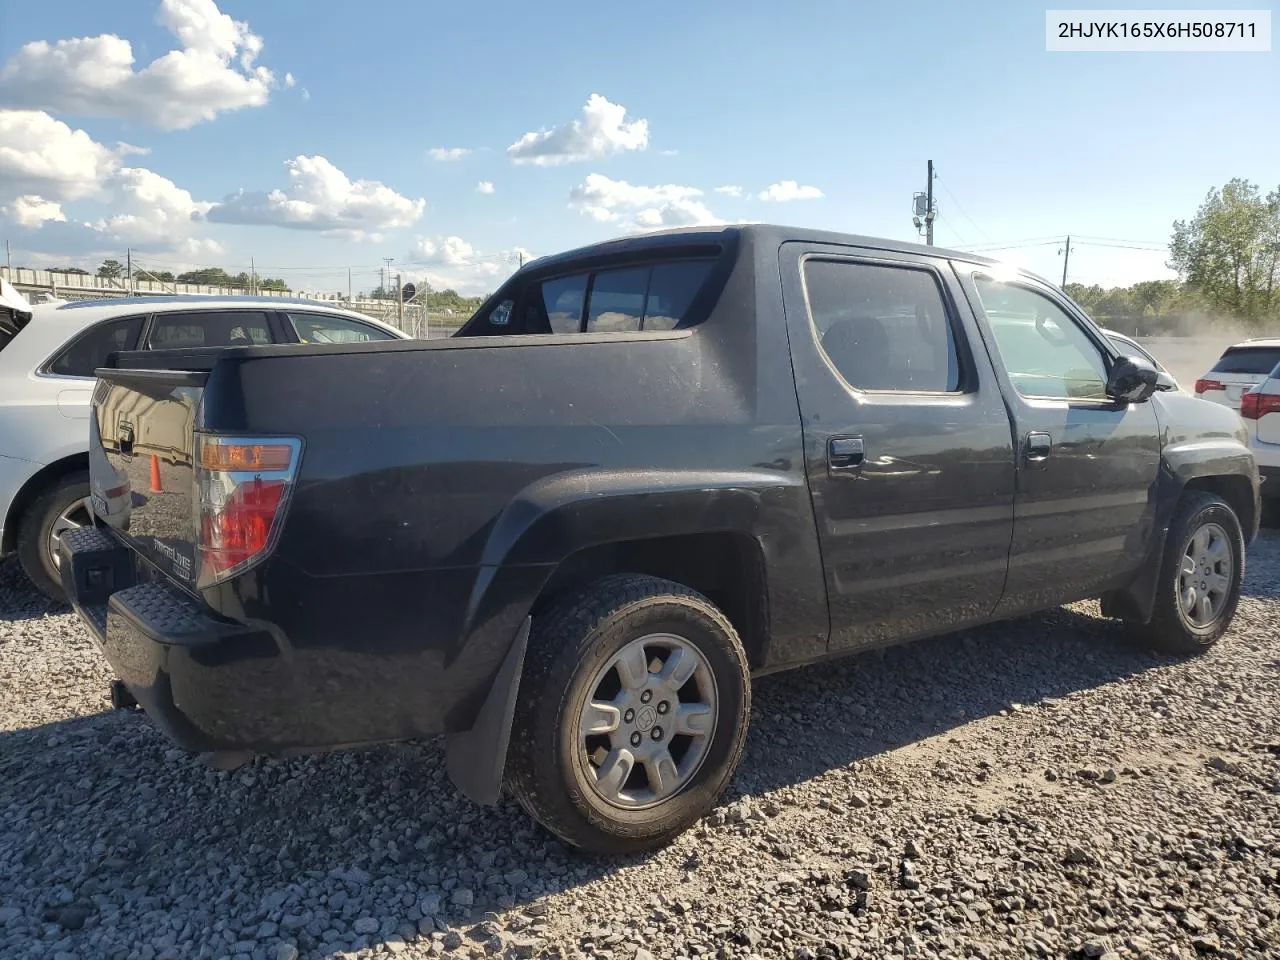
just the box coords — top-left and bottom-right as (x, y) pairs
(1194, 338), (1280, 412)
(1241, 367), (1280, 501)
(0, 294), (408, 600)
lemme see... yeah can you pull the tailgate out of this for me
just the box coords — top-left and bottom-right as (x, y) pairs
(90, 368), (207, 586)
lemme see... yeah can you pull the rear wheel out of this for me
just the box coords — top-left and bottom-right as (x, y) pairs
(16, 471), (91, 603)
(1140, 492), (1244, 655)
(508, 574), (750, 854)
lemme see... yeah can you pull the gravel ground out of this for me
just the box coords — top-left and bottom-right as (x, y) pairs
(2, 525), (1279, 960)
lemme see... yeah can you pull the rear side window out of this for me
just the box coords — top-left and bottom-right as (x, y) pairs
(1212, 347), (1280, 375)
(148, 311), (271, 349)
(804, 259), (960, 392)
(586, 267), (649, 332)
(46, 316), (143, 377)
(287, 312), (398, 343)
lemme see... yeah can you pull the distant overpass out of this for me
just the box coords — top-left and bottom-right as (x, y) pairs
(0, 266), (293, 302)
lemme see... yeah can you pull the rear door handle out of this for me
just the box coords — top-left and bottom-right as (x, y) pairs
(1025, 432), (1051, 465)
(828, 436), (865, 477)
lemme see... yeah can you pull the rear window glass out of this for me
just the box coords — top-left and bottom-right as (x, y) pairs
(515, 259), (716, 335)
(148, 311), (271, 349)
(47, 316), (143, 377)
(1211, 347), (1280, 375)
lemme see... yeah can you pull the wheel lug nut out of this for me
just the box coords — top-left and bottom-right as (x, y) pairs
(624, 709), (635, 723)
(640, 690), (652, 704)
(651, 726), (663, 741)
(657, 701), (669, 715)
(630, 732), (642, 747)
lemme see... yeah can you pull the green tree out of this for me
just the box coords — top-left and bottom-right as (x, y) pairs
(53, 266), (89, 275)
(97, 259), (123, 280)
(1169, 177), (1280, 324)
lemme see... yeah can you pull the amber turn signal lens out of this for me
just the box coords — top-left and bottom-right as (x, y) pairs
(198, 442), (294, 473)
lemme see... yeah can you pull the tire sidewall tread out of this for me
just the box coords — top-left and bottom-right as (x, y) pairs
(16, 471), (90, 603)
(507, 573), (751, 855)
(1142, 491), (1244, 655)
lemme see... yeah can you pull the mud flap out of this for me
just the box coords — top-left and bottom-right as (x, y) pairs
(445, 616), (530, 806)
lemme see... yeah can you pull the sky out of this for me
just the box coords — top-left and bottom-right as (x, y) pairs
(0, 0), (1276, 296)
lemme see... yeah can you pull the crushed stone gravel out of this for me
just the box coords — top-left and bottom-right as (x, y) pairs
(1, 525), (1278, 960)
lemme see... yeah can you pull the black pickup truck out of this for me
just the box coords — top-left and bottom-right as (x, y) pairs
(64, 225), (1259, 854)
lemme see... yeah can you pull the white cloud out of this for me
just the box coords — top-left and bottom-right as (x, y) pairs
(86, 166), (216, 251)
(715, 185), (743, 198)
(205, 154), (425, 241)
(758, 180), (824, 202)
(569, 173), (722, 229)
(283, 72), (295, 88)
(301, 88), (310, 102)
(0, 111), (121, 202)
(3, 195), (66, 227)
(404, 235), (528, 295)
(0, 0), (279, 130)
(476, 180), (495, 195)
(507, 94), (648, 166)
(428, 147), (470, 161)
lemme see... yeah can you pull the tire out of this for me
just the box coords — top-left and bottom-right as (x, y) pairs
(507, 574), (751, 855)
(16, 471), (91, 603)
(1140, 491), (1244, 655)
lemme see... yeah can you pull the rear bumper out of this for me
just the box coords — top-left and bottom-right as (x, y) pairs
(59, 526), (287, 754)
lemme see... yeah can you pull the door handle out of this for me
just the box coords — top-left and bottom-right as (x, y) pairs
(1025, 431), (1051, 465)
(828, 436), (865, 477)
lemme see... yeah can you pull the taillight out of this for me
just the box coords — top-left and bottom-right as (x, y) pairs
(1194, 378), (1225, 394)
(195, 435), (302, 587)
(1241, 390), (1280, 420)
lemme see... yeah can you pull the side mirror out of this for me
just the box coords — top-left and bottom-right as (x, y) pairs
(1106, 354), (1160, 403)
(1154, 370), (1178, 392)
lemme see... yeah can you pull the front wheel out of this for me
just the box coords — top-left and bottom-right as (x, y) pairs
(1139, 491), (1244, 655)
(507, 574), (751, 854)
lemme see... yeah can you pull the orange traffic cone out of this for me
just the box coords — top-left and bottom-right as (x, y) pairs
(149, 454), (163, 493)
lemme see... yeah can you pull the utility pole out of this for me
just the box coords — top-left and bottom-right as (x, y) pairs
(347, 267), (352, 301)
(518, 250), (524, 268)
(911, 162), (938, 245)
(126, 248), (132, 293)
(250, 256), (256, 295)
(382, 257), (394, 299)
(396, 272), (404, 328)
(926, 161), (935, 246)
(1060, 235), (1072, 287)
(4, 238), (11, 274)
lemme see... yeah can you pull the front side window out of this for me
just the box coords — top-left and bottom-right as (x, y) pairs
(803, 259), (960, 392)
(288, 312), (398, 343)
(974, 278), (1109, 400)
(148, 311), (272, 349)
(47, 316), (143, 377)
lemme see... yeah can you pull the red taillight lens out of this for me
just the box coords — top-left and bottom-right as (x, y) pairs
(195, 436), (301, 587)
(1241, 391), (1280, 420)
(1194, 378), (1225, 394)
(199, 478), (286, 577)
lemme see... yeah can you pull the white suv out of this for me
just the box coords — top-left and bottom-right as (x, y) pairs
(0, 295), (407, 600)
(1194, 338), (1280, 412)
(1241, 368), (1280, 501)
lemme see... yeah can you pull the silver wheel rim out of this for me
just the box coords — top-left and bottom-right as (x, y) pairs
(1178, 521), (1232, 628)
(578, 632), (718, 810)
(49, 497), (91, 572)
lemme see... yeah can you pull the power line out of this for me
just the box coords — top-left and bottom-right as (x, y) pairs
(935, 176), (992, 244)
